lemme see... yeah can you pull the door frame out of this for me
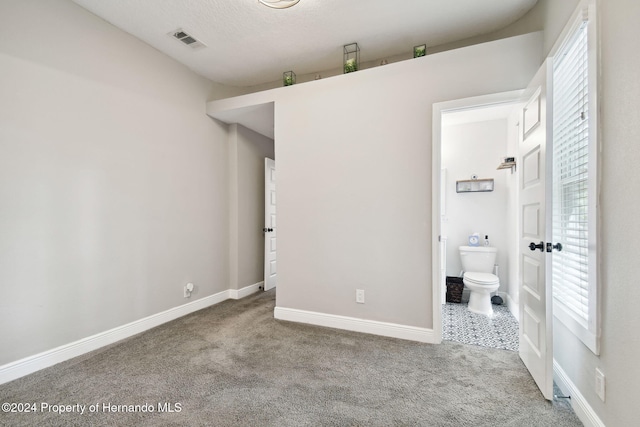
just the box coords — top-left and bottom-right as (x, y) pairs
(264, 157), (277, 291)
(431, 89), (527, 344)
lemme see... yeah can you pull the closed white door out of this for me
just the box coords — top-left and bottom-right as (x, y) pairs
(263, 158), (276, 291)
(518, 60), (553, 400)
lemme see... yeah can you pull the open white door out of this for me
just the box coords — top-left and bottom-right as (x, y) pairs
(263, 157), (276, 291)
(518, 60), (553, 400)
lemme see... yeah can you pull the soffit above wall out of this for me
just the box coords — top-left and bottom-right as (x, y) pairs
(211, 102), (275, 140)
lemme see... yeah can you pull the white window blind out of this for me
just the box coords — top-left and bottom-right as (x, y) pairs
(552, 22), (590, 324)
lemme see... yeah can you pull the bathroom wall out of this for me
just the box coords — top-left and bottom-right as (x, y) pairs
(505, 108), (522, 316)
(441, 118), (510, 294)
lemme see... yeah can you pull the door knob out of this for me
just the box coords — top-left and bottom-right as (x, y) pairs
(263, 228), (273, 232)
(546, 242), (563, 252)
(529, 241), (544, 252)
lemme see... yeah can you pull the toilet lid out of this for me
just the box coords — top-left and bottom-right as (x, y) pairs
(464, 272), (499, 285)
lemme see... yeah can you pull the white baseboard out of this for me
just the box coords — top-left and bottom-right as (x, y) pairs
(229, 281), (263, 299)
(554, 360), (605, 427)
(274, 306), (435, 343)
(0, 290), (230, 385)
(506, 294), (519, 321)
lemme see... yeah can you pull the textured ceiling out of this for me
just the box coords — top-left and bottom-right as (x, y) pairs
(72, 0), (538, 87)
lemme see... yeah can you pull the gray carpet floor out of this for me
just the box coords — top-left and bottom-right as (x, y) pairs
(0, 290), (582, 426)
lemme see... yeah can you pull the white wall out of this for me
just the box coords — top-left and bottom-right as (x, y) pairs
(228, 124), (275, 291)
(0, 0), (241, 366)
(441, 119), (509, 293)
(275, 34), (541, 329)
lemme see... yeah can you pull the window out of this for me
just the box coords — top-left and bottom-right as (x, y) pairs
(551, 7), (599, 354)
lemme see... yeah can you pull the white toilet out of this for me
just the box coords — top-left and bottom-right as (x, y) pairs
(459, 246), (500, 316)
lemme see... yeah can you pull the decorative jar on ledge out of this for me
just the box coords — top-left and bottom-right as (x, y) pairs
(414, 44), (426, 58)
(283, 71), (296, 86)
(343, 43), (360, 73)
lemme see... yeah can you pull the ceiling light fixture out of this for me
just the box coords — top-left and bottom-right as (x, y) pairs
(258, 0), (300, 9)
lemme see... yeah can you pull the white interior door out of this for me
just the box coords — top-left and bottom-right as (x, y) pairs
(263, 157), (276, 291)
(518, 60), (553, 400)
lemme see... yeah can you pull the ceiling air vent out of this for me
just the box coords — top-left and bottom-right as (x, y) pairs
(170, 28), (206, 49)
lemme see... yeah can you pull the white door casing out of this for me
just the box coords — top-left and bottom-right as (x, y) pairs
(263, 158), (276, 291)
(441, 168), (447, 305)
(518, 60), (554, 400)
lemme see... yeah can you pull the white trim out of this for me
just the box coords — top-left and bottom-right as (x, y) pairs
(495, 291), (508, 301)
(229, 281), (263, 299)
(274, 306), (435, 343)
(554, 360), (605, 427)
(553, 301), (598, 354)
(506, 294), (520, 322)
(0, 290), (230, 385)
(494, 291), (511, 312)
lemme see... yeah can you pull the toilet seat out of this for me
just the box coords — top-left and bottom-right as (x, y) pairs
(463, 272), (499, 286)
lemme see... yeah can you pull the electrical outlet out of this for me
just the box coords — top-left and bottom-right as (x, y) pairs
(595, 368), (605, 401)
(184, 282), (194, 298)
(356, 289), (365, 304)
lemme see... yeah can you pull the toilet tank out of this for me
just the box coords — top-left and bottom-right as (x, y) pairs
(459, 246), (497, 273)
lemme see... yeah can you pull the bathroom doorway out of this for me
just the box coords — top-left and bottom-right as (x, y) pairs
(432, 90), (526, 351)
(263, 157), (276, 290)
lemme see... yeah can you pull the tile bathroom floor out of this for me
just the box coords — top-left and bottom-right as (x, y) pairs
(442, 301), (519, 351)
